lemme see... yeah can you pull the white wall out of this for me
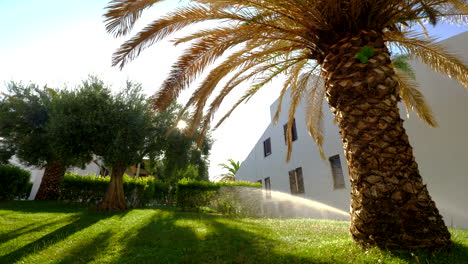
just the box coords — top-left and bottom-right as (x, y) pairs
(401, 32), (468, 228)
(237, 31), (468, 228)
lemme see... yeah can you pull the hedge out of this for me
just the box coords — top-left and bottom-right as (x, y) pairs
(59, 173), (169, 207)
(175, 178), (262, 215)
(0, 164), (32, 200)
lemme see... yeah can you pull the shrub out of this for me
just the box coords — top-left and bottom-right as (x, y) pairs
(0, 164), (32, 200)
(175, 178), (262, 215)
(59, 173), (169, 207)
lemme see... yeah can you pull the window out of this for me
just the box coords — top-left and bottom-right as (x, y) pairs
(329, 155), (345, 189)
(264, 177), (271, 199)
(263, 138), (272, 157)
(288, 167), (304, 194)
(283, 118), (298, 144)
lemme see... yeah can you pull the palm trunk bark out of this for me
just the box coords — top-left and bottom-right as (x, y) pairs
(320, 30), (451, 249)
(35, 161), (66, 200)
(97, 161), (127, 211)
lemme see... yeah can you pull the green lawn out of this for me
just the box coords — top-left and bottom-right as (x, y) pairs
(0, 201), (467, 264)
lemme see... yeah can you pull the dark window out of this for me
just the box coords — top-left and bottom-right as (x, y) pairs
(263, 138), (272, 157)
(288, 167), (304, 194)
(264, 177), (271, 199)
(329, 155), (345, 189)
(283, 118), (298, 144)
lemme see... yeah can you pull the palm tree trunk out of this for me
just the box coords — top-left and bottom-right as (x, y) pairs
(320, 30), (451, 249)
(96, 162), (127, 211)
(35, 161), (66, 200)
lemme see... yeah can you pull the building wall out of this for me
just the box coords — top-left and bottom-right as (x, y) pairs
(400, 32), (468, 229)
(236, 31), (468, 228)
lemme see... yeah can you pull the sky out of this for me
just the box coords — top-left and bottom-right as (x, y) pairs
(1, 0), (467, 179)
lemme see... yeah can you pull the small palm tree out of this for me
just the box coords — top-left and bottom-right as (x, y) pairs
(217, 158), (241, 182)
(103, 0), (468, 249)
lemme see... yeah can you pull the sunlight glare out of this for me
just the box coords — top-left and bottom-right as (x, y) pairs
(177, 120), (188, 130)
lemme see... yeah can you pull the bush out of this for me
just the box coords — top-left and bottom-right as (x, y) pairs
(0, 164), (32, 200)
(59, 173), (169, 207)
(175, 179), (262, 215)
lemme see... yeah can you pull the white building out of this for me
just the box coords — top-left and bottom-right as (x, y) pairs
(236, 32), (468, 229)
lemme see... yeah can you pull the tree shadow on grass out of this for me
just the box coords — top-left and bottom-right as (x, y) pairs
(0, 201), (129, 263)
(382, 241), (468, 264)
(0, 216), (76, 245)
(110, 209), (468, 264)
(56, 231), (114, 264)
(112, 211), (329, 264)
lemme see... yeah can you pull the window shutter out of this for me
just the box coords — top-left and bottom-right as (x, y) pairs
(296, 167), (304, 194)
(329, 155), (345, 189)
(283, 124), (287, 144)
(289, 170), (297, 194)
(292, 119), (298, 141)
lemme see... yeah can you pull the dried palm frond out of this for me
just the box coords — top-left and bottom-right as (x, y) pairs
(104, 0), (163, 37)
(305, 75), (326, 160)
(386, 31), (468, 89)
(285, 62), (315, 162)
(395, 70), (438, 127)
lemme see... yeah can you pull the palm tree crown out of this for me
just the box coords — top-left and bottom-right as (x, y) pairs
(104, 0), (467, 158)
(217, 158), (241, 181)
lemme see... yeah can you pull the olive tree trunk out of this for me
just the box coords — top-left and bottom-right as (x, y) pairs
(320, 30), (451, 249)
(35, 161), (66, 200)
(96, 162), (128, 211)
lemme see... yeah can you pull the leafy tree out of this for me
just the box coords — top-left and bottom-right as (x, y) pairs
(0, 83), (91, 200)
(217, 159), (241, 182)
(0, 138), (15, 165)
(88, 80), (153, 211)
(147, 104), (212, 185)
(0, 78), (131, 202)
(104, 0), (468, 248)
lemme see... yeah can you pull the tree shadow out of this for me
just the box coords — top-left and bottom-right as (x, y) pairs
(0, 203), (128, 263)
(382, 241), (468, 264)
(112, 210), (329, 264)
(0, 216), (76, 245)
(56, 231), (114, 264)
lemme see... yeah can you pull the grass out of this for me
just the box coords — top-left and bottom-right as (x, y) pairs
(0, 201), (467, 264)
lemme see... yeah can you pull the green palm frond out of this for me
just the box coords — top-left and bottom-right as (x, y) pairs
(392, 54), (416, 79)
(218, 158), (241, 179)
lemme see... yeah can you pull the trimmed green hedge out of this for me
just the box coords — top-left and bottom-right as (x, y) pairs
(59, 173), (169, 207)
(0, 164), (32, 200)
(175, 178), (262, 215)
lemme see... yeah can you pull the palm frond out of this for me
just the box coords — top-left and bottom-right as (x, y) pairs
(104, 0), (164, 37)
(112, 5), (233, 68)
(392, 54), (416, 79)
(285, 60), (311, 162)
(386, 31), (468, 89)
(305, 74), (326, 160)
(395, 70), (438, 127)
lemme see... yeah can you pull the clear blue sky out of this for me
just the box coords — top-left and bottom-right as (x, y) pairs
(1, 1), (467, 178)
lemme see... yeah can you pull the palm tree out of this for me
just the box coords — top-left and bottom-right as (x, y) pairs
(104, 0), (468, 249)
(217, 158), (241, 182)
